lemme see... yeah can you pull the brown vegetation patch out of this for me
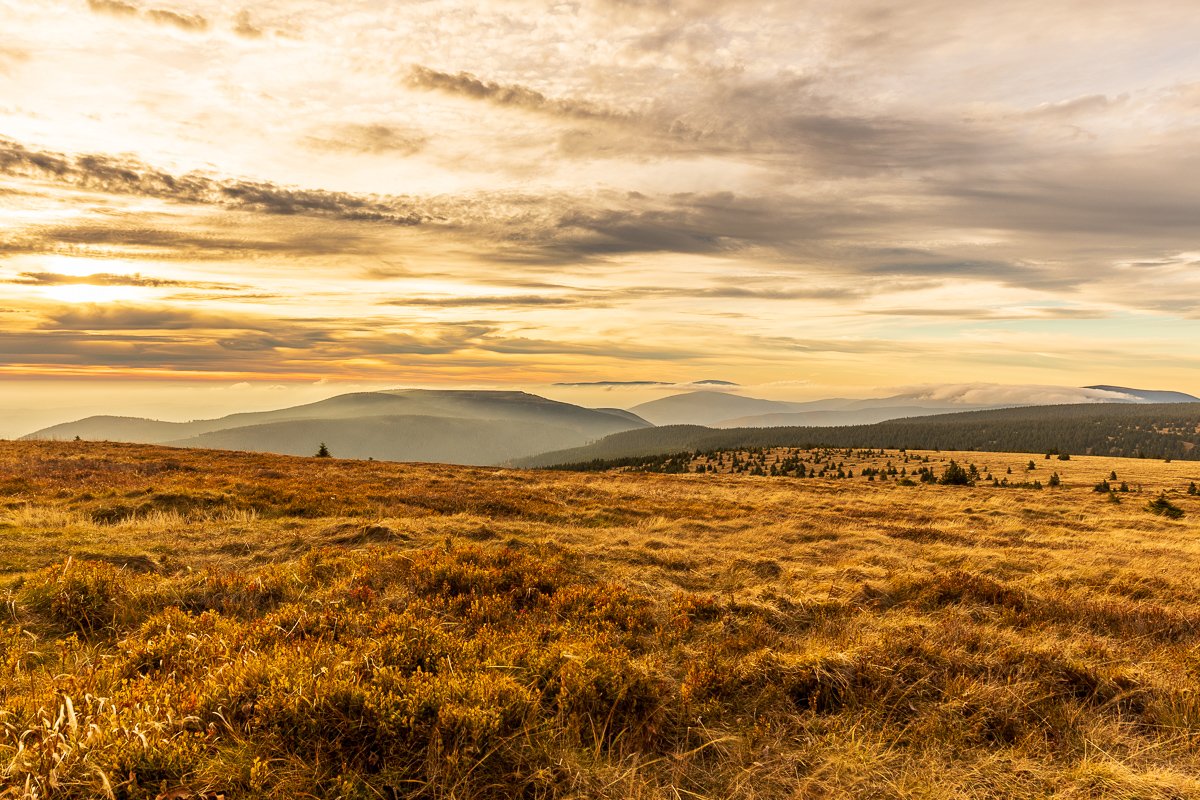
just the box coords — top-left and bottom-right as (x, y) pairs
(1, 441), (1199, 798)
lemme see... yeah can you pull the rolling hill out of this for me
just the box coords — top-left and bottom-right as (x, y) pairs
(164, 414), (625, 465)
(22, 389), (651, 466)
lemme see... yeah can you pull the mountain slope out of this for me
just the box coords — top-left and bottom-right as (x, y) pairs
(166, 415), (603, 465)
(632, 385), (1200, 428)
(629, 391), (853, 426)
(714, 406), (977, 428)
(1085, 385), (1200, 403)
(23, 389), (651, 466)
(517, 402), (1200, 467)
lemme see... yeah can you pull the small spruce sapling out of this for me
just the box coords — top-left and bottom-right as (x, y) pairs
(1146, 494), (1184, 519)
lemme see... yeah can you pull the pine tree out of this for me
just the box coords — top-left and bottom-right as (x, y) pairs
(315, 442), (332, 458)
(939, 460), (973, 486)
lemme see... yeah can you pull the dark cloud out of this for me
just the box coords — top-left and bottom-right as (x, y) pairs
(406, 62), (1006, 177)
(144, 8), (207, 31)
(0, 138), (425, 226)
(86, 0), (139, 17)
(406, 65), (629, 124)
(379, 282), (864, 310)
(15, 305), (501, 372)
(855, 253), (1066, 289)
(929, 154), (1200, 241)
(7, 272), (240, 290)
(46, 225), (372, 258)
(0, 221), (382, 261)
(512, 190), (865, 263)
(636, 285), (862, 302)
(305, 124), (428, 156)
(41, 305), (237, 331)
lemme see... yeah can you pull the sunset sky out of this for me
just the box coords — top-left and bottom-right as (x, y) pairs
(2, 0), (1200, 435)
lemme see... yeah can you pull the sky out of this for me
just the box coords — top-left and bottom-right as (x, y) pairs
(2, 0), (1200, 435)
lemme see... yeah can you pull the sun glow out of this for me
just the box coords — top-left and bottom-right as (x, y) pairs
(40, 284), (144, 304)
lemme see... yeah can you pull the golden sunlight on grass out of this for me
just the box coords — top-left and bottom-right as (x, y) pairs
(1, 441), (1199, 798)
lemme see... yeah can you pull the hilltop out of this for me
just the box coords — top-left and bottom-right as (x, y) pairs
(22, 389), (650, 466)
(1, 440), (1199, 798)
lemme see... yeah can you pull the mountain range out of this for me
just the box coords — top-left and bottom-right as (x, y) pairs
(22, 390), (650, 466)
(628, 385), (1198, 428)
(518, 401), (1200, 468)
(21, 384), (1200, 467)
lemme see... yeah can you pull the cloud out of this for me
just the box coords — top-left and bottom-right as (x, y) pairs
(633, 285), (863, 302)
(86, 0), (139, 17)
(1022, 94), (1126, 120)
(12, 304), (502, 373)
(305, 124), (428, 156)
(40, 304), (238, 331)
(862, 305), (1111, 320)
(406, 65), (629, 124)
(86, 0), (208, 32)
(484, 190), (867, 265)
(382, 295), (579, 308)
(144, 8), (207, 32)
(552, 379), (739, 388)
(7, 272), (240, 290)
(233, 10), (263, 38)
(404, 62), (1006, 175)
(882, 383), (1150, 407)
(0, 47), (30, 75)
(553, 380), (673, 387)
(0, 138), (425, 226)
(478, 337), (699, 361)
(0, 219), (384, 261)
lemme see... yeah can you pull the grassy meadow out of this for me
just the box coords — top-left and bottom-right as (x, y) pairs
(2, 440), (1200, 798)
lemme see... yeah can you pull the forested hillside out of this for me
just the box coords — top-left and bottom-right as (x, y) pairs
(519, 403), (1200, 467)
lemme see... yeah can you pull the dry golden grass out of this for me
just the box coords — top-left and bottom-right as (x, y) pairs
(1, 440), (1199, 799)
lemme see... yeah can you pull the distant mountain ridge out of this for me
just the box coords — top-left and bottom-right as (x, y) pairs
(23, 390), (652, 466)
(21, 383), (1200, 468)
(1084, 386), (1200, 404)
(517, 402), (1200, 468)
(631, 385), (1200, 428)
